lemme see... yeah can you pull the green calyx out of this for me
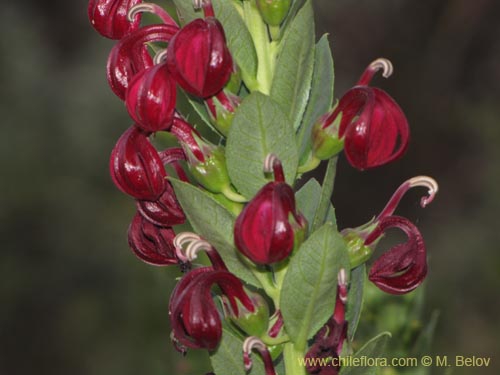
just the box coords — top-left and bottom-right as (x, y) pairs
(256, 0), (291, 27)
(343, 231), (374, 268)
(189, 147), (232, 194)
(311, 116), (344, 161)
(226, 292), (270, 337)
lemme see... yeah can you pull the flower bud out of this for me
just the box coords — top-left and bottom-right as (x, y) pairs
(88, 0), (142, 40)
(234, 159), (307, 265)
(256, 0), (291, 26)
(125, 62), (177, 132)
(166, 17), (233, 98)
(127, 212), (177, 265)
(224, 292), (269, 337)
(206, 91), (241, 136)
(169, 267), (254, 350)
(110, 126), (166, 200)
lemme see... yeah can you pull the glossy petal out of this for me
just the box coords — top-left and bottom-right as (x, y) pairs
(166, 18), (233, 98)
(109, 126), (166, 200)
(107, 24), (178, 99)
(234, 182), (298, 265)
(335, 86), (409, 170)
(127, 213), (177, 265)
(88, 0), (142, 39)
(367, 216), (427, 295)
(169, 268), (254, 350)
(137, 183), (185, 227)
(126, 62), (177, 132)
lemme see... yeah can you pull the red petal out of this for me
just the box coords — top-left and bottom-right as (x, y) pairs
(88, 0), (142, 40)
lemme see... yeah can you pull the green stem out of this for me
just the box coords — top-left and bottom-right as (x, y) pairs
(311, 157), (338, 232)
(243, 0), (276, 94)
(261, 333), (290, 346)
(284, 342), (307, 375)
(221, 185), (248, 203)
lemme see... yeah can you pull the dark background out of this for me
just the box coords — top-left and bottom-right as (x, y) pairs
(1, 0), (499, 374)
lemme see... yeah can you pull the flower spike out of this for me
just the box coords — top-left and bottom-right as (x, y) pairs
(242, 337), (276, 375)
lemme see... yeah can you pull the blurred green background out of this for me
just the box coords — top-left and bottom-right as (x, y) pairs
(1, 0), (499, 374)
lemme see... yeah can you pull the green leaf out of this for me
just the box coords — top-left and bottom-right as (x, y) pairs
(226, 92), (299, 198)
(281, 0), (307, 33)
(297, 34), (335, 157)
(270, 0), (315, 131)
(295, 178), (337, 231)
(280, 223), (350, 350)
(213, 0), (258, 83)
(312, 157), (338, 232)
(170, 178), (260, 287)
(346, 264), (366, 341)
(339, 332), (391, 375)
(172, 0), (201, 24)
(210, 329), (265, 375)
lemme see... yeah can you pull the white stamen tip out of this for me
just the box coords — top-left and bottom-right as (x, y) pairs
(408, 176), (439, 208)
(174, 232), (201, 262)
(127, 3), (154, 22)
(193, 0), (203, 10)
(369, 58), (394, 79)
(263, 153), (279, 173)
(243, 336), (267, 354)
(185, 239), (213, 261)
(153, 49), (168, 65)
(338, 268), (348, 286)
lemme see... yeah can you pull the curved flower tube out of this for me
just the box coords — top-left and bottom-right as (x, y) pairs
(127, 212), (177, 265)
(88, 0), (142, 40)
(365, 215), (427, 295)
(107, 24), (178, 100)
(109, 126), (166, 200)
(169, 268), (254, 351)
(243, 337), (276, 375)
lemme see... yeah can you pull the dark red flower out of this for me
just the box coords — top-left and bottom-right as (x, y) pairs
(169, 267), (254, 351)
(305, 270), (348, 375)
(128, 213), (177, 265)
(110, 126), (166, 200)
(234, 157), (307, 265)
(88, 0), (142, 40)
(315, 58), (409, 170)
(166, 17), (233, 98)
(125, 61), (177, 132)
(365, 215), (427, 295)
(107, 24), (178, 100)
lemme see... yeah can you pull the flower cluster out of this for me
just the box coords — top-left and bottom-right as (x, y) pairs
(89, 1), (439, 374)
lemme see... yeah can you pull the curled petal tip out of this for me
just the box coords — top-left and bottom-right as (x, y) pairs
(174, 232), (201, 262)
(193, 0), (203, 10)
(263, 153), (285, 182)
(408, 176), (439, 208)
(370, 58), (394, 79)
(337, 268), (348, 287)
(185, 239), (213, 261)
(242, 337), (276, 374)
(243, 336), (267, 353)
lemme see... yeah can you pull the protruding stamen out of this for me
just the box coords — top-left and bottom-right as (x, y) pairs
(242, 337), (276, 375)
(185, 239), (213, 261)
(264, 153), (285, 182)
(369, 58), (394, 79)
(357, 57), (394, 86)
(193, 0), (204, 10)
(128, 3), (180, 28)
(174, 232), (201, 262)
(153, 49), (168, 65)
(337, 268), (348, 304)
(408, 176), (439, 208)
(376, 175), (439, 221)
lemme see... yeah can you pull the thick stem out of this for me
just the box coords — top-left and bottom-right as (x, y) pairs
(284, 343), (307, 375)
(243, 0), (277, 94)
